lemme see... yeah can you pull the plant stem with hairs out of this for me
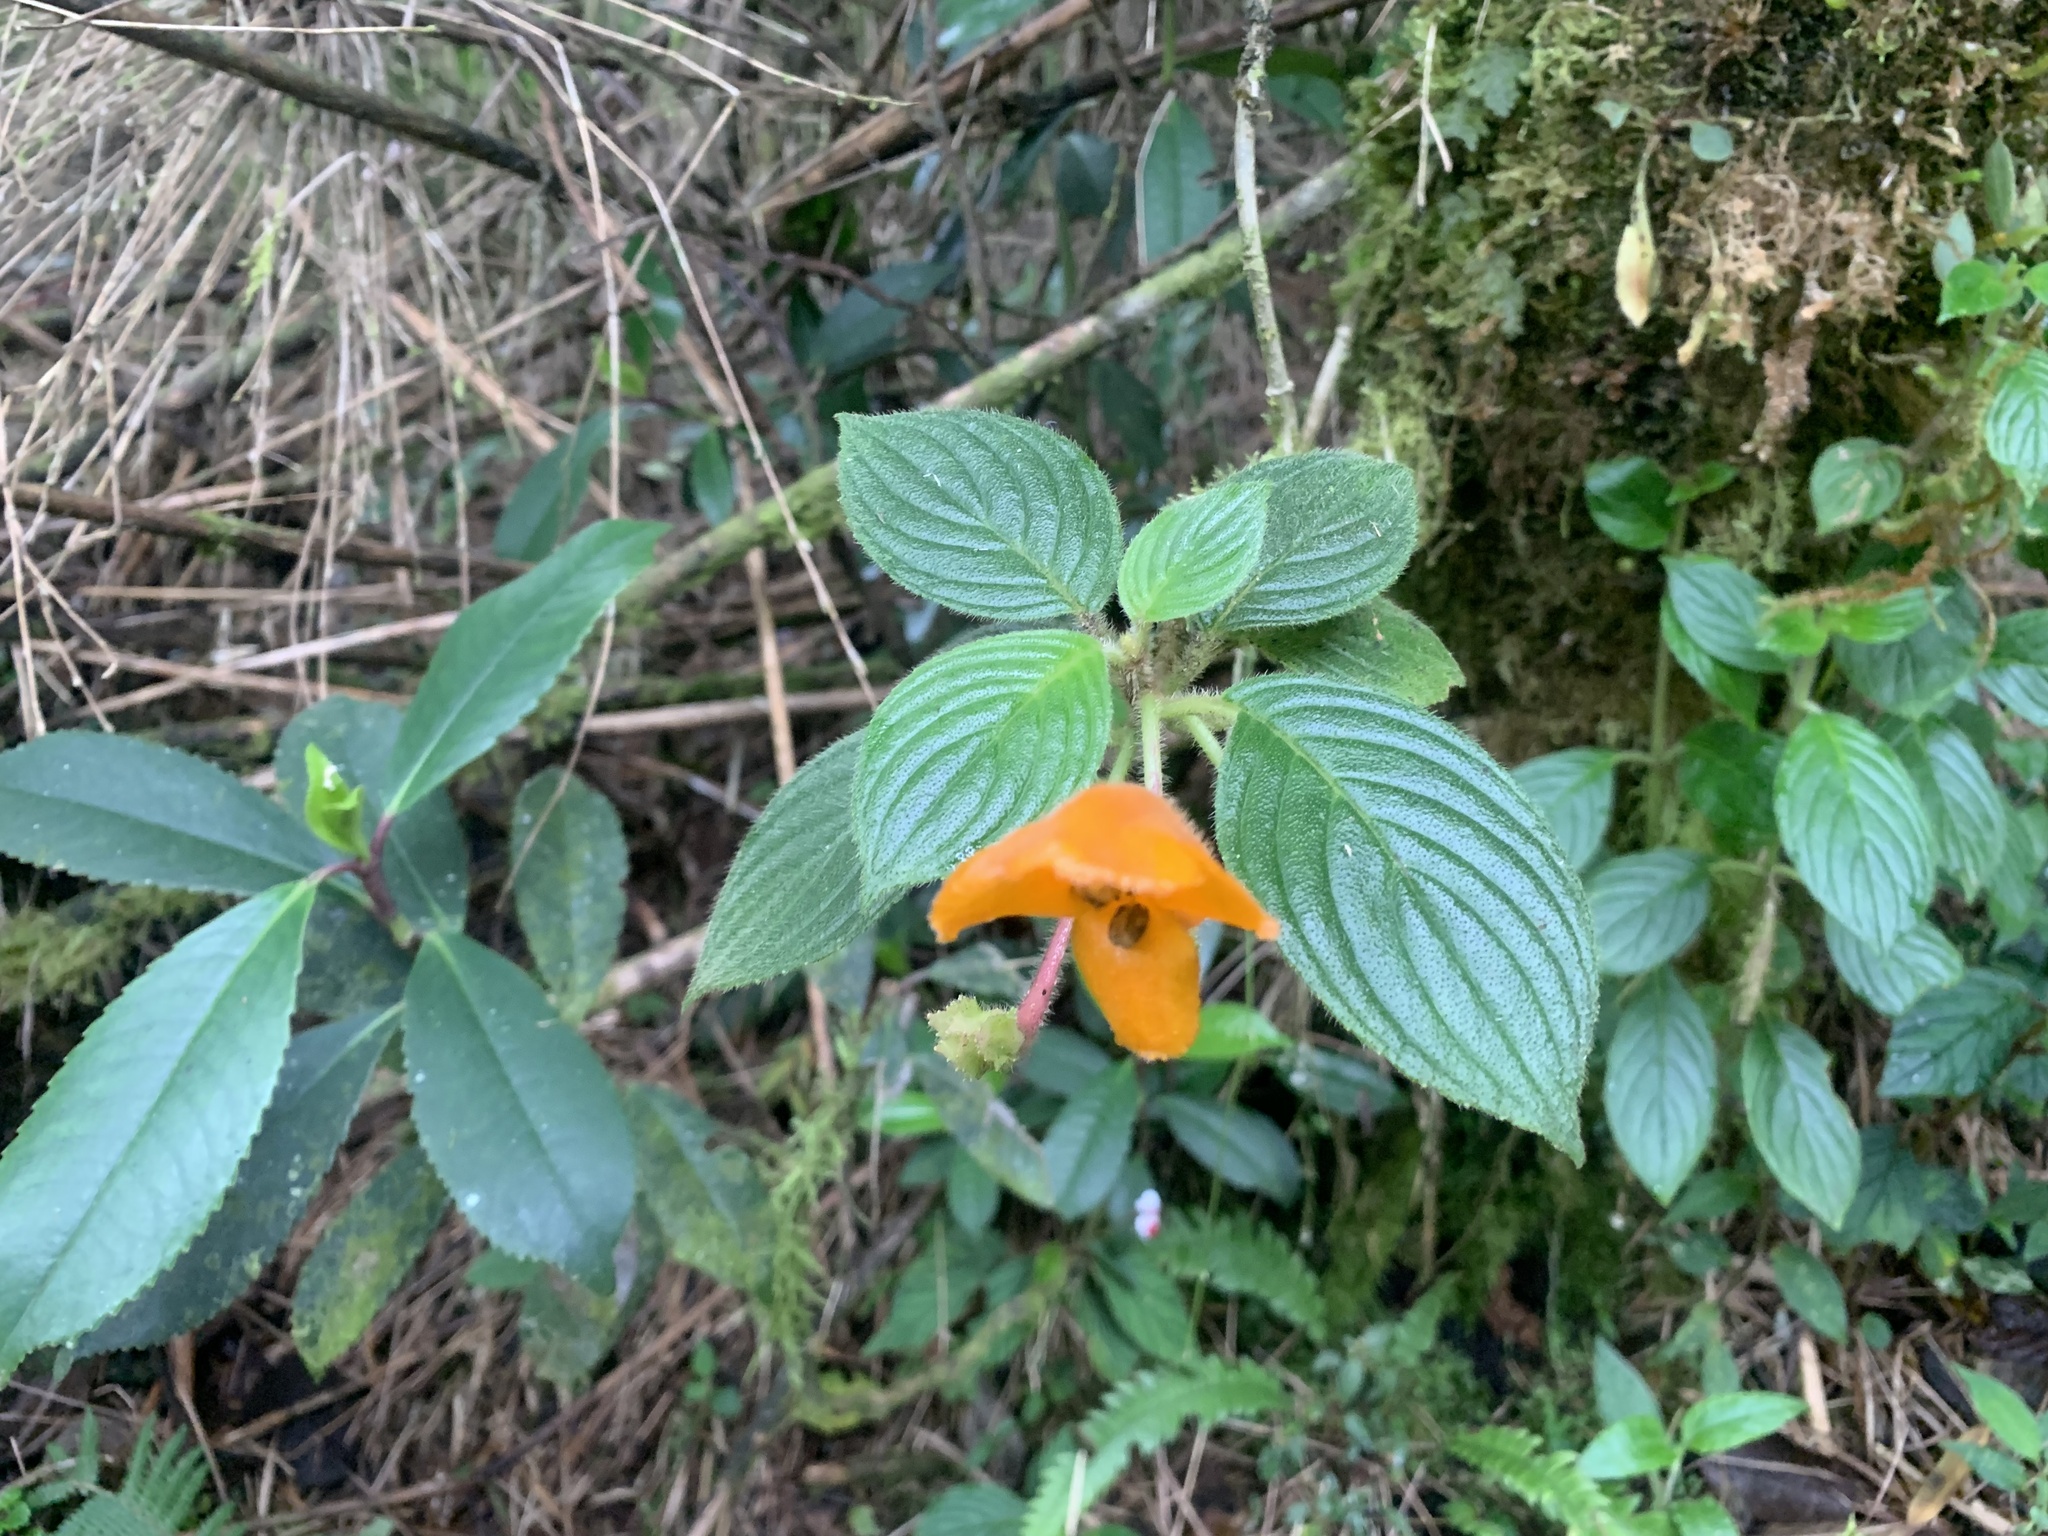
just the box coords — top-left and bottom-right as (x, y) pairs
(1234, 0), (1298, 451)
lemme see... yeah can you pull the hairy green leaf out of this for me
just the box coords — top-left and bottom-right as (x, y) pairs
(836, 410), (1120, 619)
(1216, 676), (1598, 1157)
(693, 734), (884, 997)
(1118, 479), (1268, 622)
(1987, 348), (2048, 501)
(856, 631), (1112, 893)
(1210, 453), (1420, 629)
(1257, 598), (1466, 708)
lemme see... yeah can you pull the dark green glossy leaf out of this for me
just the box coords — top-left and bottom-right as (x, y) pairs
(1150, 1095), (1302, 1203)
(1663, 594), (1762, 721)
(0, 881), (315, 1379)
(511, 770), (628, 1021)
(1678, 721), (1780, 845)
(1879, 969), (2036, 1098)
(1834, 576), (1982, 718)
(82, 1007), (396, 1353)
(1808, 439), (1905, 533)
(404, 933), (635, 1286)
(1663, 556), (1782, 673)
(1583, 456), (1673, 550)
(1045, 1061), (1139, 1218)
(1137, 94), (1222, 263)
(384, 520), (662, 815)
(0, 732), (326, 895)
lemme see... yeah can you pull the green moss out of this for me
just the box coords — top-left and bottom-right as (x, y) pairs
(1, 886), (222, 1015)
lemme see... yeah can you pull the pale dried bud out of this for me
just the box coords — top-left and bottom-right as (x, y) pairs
(1615, 209), (1657, 328)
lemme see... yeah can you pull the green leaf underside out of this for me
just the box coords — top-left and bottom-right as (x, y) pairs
(836, 410), (1120, 620)
(277, 699), (467, 933)
(1663, 556), (1784, 674)
(1879, 969), (2036, 1098)
(1259, 598), (1466, 708)
(82, 1007), (397, 1354)
(856, 630), (1113, 894)
(1741, 1016), (1860, 1226)
(383, 519), (662, 816)
(1825, 914), (1964, 1015)
(291, 1143), (447, 1372)
(0, 732), (327, 895)
(1211, 452), (1421, 630)
(1117, 479), (1269, 622)
(694, 733), (885, 997)
(1809, 439), (1904, 532)
(1987, 349), (2048, 501)
(512, 770), (629, 1020)
(1044, 1061), (1139, 1218)
(404, 934), (635, 1286)
(1662, 594), (1762, 722)
(1603, 967), (1715, 1204)
(1510, 749), (1617, 872)
(1151, 1095), (1303, 1204)
(1770, 1244), (1847, 1343)
(1834, 576), (1982, 718)
(628, 1085), (769, 1292)
(1587, 849), (1710, 976)
(1774, 710), (1934, 948)
(1216, 676), (1598, 1158)
(1891, 720), (2009, 894)
(0, 881), (316, 1378)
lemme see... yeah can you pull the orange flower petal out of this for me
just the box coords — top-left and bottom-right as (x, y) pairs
(1072, 899), (1202, 1060)
(929, 844), (1084, 941)
(927, 781), (1280, 946)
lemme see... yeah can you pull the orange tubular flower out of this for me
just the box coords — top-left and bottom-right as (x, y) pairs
(928, 783), (1279, 1060)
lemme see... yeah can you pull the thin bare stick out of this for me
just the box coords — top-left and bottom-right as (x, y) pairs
(1299, 289), (1362, 446)
(1234, 0), (1297, 451)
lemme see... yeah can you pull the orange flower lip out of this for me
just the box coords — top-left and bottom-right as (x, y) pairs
(929, 783), (1278, 1060)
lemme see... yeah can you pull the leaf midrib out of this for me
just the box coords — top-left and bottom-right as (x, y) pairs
(916, 428), (1097, 615)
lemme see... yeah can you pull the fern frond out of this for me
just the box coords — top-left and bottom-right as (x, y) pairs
(53, 1422), (241, 1536)
(1081, 1355), (1285, 1466)
(1150, 1211), (1328, 1341)
(1449, 1428), (1652, 1536)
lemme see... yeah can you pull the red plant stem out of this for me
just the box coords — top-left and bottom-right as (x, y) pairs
(1016, 918), (1074, 1046)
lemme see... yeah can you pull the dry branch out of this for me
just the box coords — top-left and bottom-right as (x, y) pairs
(18, 482), (528, 580)
(34, 0), (559, 192)
(752, 0), (1096, 215)
(639, 145), (1361, 601)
